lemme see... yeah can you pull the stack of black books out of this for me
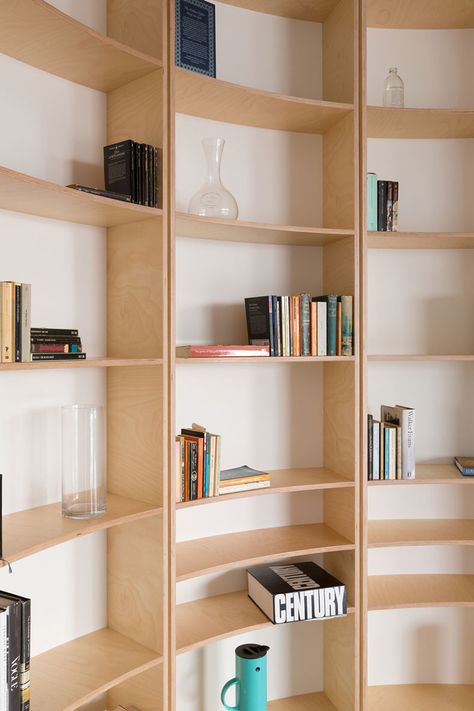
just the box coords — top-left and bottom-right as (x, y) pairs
(0, 591), (31, 710)
(30, 328), (85, 361)
(104, 140), (161, 208)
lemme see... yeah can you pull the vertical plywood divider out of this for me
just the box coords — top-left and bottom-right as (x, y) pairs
(108, 516), (164, 654)
(323, 112), (356, 230)
(106, 666), (164, 711)
(323, 361), (356, 478)
(323, 549), (356, 607)
(108, 218), (163, 359)
(107, 0), (163, 60)
(107, 366), (163, 505)
(324, 614), (356, 711)
(107, 70), (164, 148)
(323, 0), (356, 103)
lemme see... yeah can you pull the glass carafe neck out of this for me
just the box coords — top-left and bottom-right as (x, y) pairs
(202, 137), (224, 184)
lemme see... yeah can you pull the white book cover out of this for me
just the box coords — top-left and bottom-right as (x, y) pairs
(317, 301), (327, 356)
(373, 421), (380, 480)
(381, 405), (416, 480)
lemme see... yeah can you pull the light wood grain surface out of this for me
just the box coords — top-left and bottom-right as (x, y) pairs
(368, 463), (473, 486)
(269, 692), (338, 710)
(369, 354), (474, 362)
(368, 684), (474, 710)
(367, 0), (474, 29)
(107, 0), (163, 59)
(0, 166), (161, 228)
(218, 0), (339, 22)
(368, 574), (474, 610)
(0, 0), (161, 92)
(175, 68), (353, 134)
(1, 495), (161, 567)
(368, 231), (474, 250)
(0, 358), (162, 372)
(369, 519), (474, 548)
(175, 213), (354, 247)
(31, 628), (162, 711)
(368, 106), (474, 139)
(177, 523), (354, 581)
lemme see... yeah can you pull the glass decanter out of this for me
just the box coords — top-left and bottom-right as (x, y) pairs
(383, 67), (404, 108)
(188, 137), (239, 219)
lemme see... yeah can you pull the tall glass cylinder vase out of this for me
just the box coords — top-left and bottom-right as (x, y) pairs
(61, 405), (106, 518)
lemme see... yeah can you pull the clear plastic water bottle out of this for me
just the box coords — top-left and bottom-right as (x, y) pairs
(383, 67), (404, 108)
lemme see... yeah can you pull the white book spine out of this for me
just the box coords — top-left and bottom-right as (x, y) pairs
(317, 302), (327, 356)
(219, 481), (270, 494)
(401, 409), (416, 480)
(389, 427), (396, 479)
(284, 296), (290, 357)
(372, 421), (380, 480)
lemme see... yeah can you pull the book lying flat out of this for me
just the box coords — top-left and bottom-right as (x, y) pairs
(454, 457), (474, 476)
(220, 465), (269, 482)
(176, 345), (270, 358)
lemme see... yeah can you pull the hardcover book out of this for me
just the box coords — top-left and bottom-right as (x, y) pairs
(314, 296), (337, 356)
(381, 405), (416, 480)
(454, 457), (474, 476)
(247, 562), (347, 624)
(177, 345), (270, 357)
(176, 0), (216, 77)
(0, 594), (21, 710)
(104, 139), (134, 199)
(377, 180), (387, 231)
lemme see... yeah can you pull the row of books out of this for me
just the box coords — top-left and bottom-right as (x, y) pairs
(104, 139), (161, 207)
(245, 294), (353, 357)
(175, 424), (221, 502)
(0, 591), (31, 711)
(367, 173), (399, 232)
(367, 405), (416, 480)
(0, 283), (31, 363)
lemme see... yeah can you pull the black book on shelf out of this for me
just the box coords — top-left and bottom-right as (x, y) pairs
(368, 414), (374, 480)
(245, 296), (275, 356)
(377, 180), (387, 231)
(31, 353), (86, 361)
(0, 592), (31, 711)
(247, 562), (347, 624)
(103, 139), (134, 200)
(31, 328), (79, 337)
(176, 0), (216, 78)
(67, 185), (132, 203)
(0, 594), (21, 710)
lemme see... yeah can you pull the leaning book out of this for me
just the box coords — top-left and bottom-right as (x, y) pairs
(247, 562), (346, 624)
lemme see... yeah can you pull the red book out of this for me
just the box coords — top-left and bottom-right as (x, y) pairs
(176, 345), (270, 358)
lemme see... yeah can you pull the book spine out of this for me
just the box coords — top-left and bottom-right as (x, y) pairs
(317, 302), (327, 356)
(154, 147), (160, 208)
(209, 435), (216, 498)
(392, 181), (399, 231)
(401, 409), (416, 480)
(301, 294), (311, 356)
(219, 481), (270, 494)
(389, 427), (396, 479)
(215, 435), (221, 496)
(386, 180), (393, 231)
(373, 421), (380, 480)
(0, 611), (6, 711)
(104, 140), (133, 197)
(336, 300), (342, 356)
(31, 329), (79, 336)
(367, 414), (373, 481)
(1, 283), (13, 363)
(136, 143), (142, 205)
(175, 438), (181, 503)
(220, 474), (271, 486)
(367, 172), (378, 231)
(341, 296), (353, 356)
(275, 297), (282, 357)
(396, 426), (402, 480)
(31, 353), (86, 360)
(268, 296), (275, 356)
(7, 603), (21, 710)
(189, 441), (198, 500)
(326, 297), (338, 356)
(289, 296), (294, 356)
(19, 599), (30, 711)
(184, 440), (190, 501)
(204, 432), (211, 498)
(384, 426), (390, 479)
(144, 144), (149, 207)
(379, 423), (385, 479)
(20, 284), (31, 363)
(310, 301), (317, 356)
(14, 284), (21, 362)
(377, 180), (387, 231)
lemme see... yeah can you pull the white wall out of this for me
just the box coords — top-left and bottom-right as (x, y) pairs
(0, 0), (107, 653)
(175, 5), (327, 706)
(367, 26), (474, 689)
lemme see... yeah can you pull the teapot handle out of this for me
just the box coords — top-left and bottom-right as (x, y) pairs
(221, 677), (239, 710)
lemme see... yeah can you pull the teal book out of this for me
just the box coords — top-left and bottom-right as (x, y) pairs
(314, 296), (338, 356)
(300, 293), (311, 356)
(340, 296), (353, 356)
(367, 172), (377, 231)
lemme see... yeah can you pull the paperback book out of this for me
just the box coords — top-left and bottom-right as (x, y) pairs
(219, 465), (270, 494)
(454, 456), (474, 476)
(247, 562), (347, 624)
(104, 140), (161, 208)
(368, 173), (399, 231)
(176, 423), (221, 502)
(0, 282), (31, 363)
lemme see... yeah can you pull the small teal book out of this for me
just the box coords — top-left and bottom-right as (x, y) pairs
(367, 172), (377, 231)
(340, 296), (353, 356)
(300, 293), (311, 356)
(314, 296), (338, 356)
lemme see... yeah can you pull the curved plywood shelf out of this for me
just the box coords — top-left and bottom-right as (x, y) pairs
(367, 0), (474, 29)
(367, 106), (474, 139)
(0, 357), (163, 372)
(369, 355), (474, 362)
(175, 69), (353, 134)
(176, 523), (354, 581)
(31, 628), (162, 711)
(368, 574), (474, 610)
(269, 692), (338, 710)
(0, 0), (161, 92)
(368, 463), (472, 486)
(0, 166), (162, 227)
(368, 684), (474, 710)
(176, 590), (356, 655)
(177, 356), (355, 364)
(176, 213), (354, 247)
(368, 231), (474, 250)
(1, 495), (162, 567)
(219, 1), (339, 23)
(369, 519), (474, 548)
(177, 468), (354, 509)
